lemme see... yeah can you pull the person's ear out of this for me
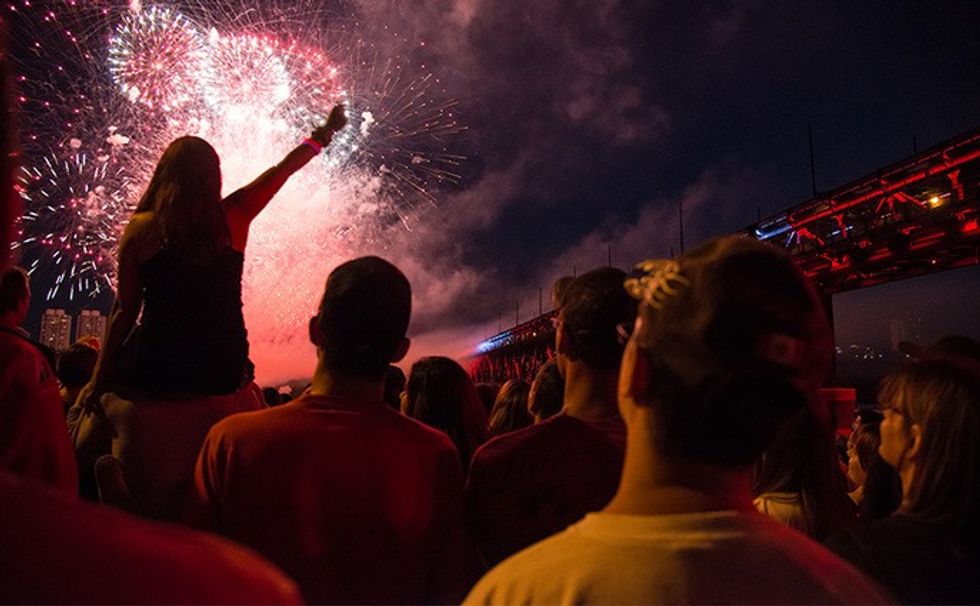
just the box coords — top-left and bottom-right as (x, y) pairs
(308, 316), (323, 347)
(907, 423), (924, 461)
(391, 337), (410, 363)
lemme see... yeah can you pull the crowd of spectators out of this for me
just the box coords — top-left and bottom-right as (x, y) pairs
(2, 48), (980, 605)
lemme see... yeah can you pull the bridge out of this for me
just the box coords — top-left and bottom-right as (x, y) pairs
(472, 126), (980, 362)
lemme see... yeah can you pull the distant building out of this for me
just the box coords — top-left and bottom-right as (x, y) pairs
(39, 309), (72, 352)
(76, 309), (106, 344)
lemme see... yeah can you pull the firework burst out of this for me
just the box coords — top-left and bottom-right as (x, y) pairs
(14, 143), (134, 301)
(108, 5), (208, 111)
(9, 0), (467, 378)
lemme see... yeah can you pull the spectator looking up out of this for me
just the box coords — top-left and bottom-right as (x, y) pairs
(403, 356), (488, 471)
(487, 379), (531, 438)
(467, 267), (634, 567)
(846, 408), (900, 521)
(0, 44), (298, 604)
(466, 236), (887, 605)
(0, 266), (75, 494)
(187, 257), (477, 604)
(753, 402), (858, 539)
(827, 361), (980, 603)
(527, 359), (563, 423)
(76, 105), (348, 407)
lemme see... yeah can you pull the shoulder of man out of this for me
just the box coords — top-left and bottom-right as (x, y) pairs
(463, 527), (582, 606)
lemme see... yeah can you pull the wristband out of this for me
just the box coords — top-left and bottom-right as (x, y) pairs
(302, 137), (323, 154)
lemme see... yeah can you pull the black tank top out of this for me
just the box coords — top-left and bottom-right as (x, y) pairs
(127, 246), (251, 395)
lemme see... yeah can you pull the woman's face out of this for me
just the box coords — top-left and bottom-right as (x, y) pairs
(878, 399), (909, 470)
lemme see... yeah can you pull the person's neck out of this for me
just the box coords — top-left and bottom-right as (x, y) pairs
(0, 313), (20, 330)
(605, 425), (756, 516)
(307, 361), (384, 403)
(562, 363), (619, 421)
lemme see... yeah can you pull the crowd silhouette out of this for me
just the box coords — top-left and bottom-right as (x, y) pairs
(2, 46), (980, 605)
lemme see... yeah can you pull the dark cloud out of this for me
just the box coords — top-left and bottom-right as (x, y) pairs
(345, 0), (980, 364)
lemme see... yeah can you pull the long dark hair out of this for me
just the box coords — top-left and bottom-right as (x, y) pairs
(135, 137), (227, 261)
(879, 361), (980, 532)
(404, 356), (487, 469)
(488, 379), (531, 438)
(753, 403), (857, 539)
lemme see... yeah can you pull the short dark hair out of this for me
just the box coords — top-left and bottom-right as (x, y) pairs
(316, 257), (411, 379)
(56, 342), (98, 389)
(560, 268), (636, 370)
(0, 266), (29, 314)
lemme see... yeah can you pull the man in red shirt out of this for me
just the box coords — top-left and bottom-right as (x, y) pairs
(466, 267), (636, 566)
(0, 266), (77, 495)
(187, 256), (477, 604)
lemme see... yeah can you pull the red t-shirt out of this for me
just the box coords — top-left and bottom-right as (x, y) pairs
(0, 472), (301, 604)
(466, 413), (626, 566)
(0, 330), (77, 494)
(187, 394), (478, 604)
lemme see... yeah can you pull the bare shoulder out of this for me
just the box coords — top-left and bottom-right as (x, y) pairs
(119, 212), (160, 259)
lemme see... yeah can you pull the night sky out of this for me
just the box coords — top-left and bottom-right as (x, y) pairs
(17, 1), (980, 378)
(360, 1), (980, 361)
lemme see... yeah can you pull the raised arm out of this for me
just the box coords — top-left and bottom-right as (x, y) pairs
(225, 105), (348, 226)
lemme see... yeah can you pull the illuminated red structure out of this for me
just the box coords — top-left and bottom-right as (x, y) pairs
(750, 126), (980, 294)
(471, 127), (980, 372)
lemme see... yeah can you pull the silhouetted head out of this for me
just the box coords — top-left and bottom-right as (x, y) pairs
(56, 342), (98, 390)
(136, 137), (227, 261)
(555, 267), (636, 373)
(488, 379), (532, 438)
(311, 256), (411, 381)
(0, 266), (29, 325)
(528, 359), (564, 422)
(404, 356), (487, 466)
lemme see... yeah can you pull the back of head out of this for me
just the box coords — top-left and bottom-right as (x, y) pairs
(753, 404), (856, 538)
(0, 265), (28, 316)
(405, 356), (487, 464)
(528, 359), (563, 421)
(623, 235), (833, 467)
(56, 342), (98, 389)
(316, 257), (411, 380)
(559, 267), (637, 371)
(879, 360), (980, 529)
(488, 379), (532, 438)
(136, 136), (226, 261)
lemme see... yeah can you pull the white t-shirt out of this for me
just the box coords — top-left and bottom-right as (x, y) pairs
(464, 510), (889, 605)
